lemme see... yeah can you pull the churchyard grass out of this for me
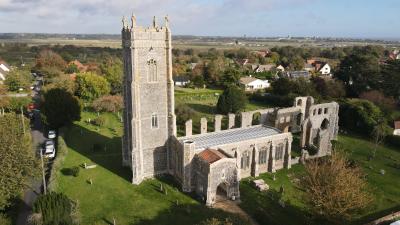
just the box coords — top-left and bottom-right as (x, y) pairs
(240, 134), (400, 225)
(55, 111), (248, 225)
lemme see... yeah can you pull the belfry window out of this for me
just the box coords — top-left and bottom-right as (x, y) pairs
(151, 113), (158, 128)
(147, 59), (157, 82)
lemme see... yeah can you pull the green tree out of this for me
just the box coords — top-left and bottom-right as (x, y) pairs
(271, 77), (292, 96)
(100, 57), (123, 94)
(336, 53), (381, 96)
(92, 95), (123, 113)
(43, 74), (76, 94)
(4, 69), (31, 91)
(64, 63), (79, 74)
(217, 86), (247, 114)
(0, 113), (38, 209)
(381, 60), (400, 99)
(41, 88), (82, 129)
(191, 75), (205, 88)
(33, 192), (80, 225)
(220, 68), (240, 87)
(75, 72), (111, 101)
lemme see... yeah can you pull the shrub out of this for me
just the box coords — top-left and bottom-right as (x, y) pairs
(33, 192), (79, 225)
(48, 130), (68, 191)
(70, 166), (80, 177)
(0, 213), (11, 225)
(92, 95), (123, 112)
(386, 135), (400, 150)
(92, 116), (106, 126)
(175, 104), (196, 125)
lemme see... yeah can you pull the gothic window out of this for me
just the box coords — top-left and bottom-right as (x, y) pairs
(147, 59), (157, 82)
(258, 148), (267, 164)
(275, 144), (284, 160)
(151, 113), (158, 128)
(241, 151), (250, 169)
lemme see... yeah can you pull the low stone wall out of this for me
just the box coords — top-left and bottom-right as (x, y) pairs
(364, 211), (400, 225)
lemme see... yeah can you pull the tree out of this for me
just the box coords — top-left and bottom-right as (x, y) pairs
(381, 60), (400, 99)
(100, 57), (123, 94)
(35, 49), (67, 71)
(220, 68), (240, 87)
(191, 75), (205, 88)
(0, 113), (38, 210)
(41, 88), (82, 129)
(75, 72), (111, 101)
(4, 69), (31, 92)
(197, 218), (234, 225)
(300, 151), (372, 224)
(64, 63), (79, 74)
(43, 74), (76, 94)
(271, 78), (292, 96)
(92, 95), (123, 113)
(339, 99), (389, 136)
(335, 53), (381, 96)
(217, 86), (247, 114)
(33, 192), (80, 225)
(175, 104), (196, 125)
(359, 90), (396, 113)
(371, 120), (387, 158)
(312, 77), (346, 99)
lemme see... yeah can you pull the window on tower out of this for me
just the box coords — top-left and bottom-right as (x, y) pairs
(147, 59), (157, 82)
(151, 113), (158, 128)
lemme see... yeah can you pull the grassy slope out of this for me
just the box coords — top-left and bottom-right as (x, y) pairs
(56, 111), (247, 225)
(240, 134), (400, 225)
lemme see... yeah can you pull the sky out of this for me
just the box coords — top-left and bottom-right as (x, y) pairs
(0, 0), (399, 39)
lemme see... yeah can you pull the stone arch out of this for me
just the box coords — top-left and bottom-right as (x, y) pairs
(321, 118), (329, 130)
(216, 182), (229, 203)
(252, 112), (261, 125)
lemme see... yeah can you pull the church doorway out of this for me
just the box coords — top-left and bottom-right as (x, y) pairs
(216, 183), (228, 203)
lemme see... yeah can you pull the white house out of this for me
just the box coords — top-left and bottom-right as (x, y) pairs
(0, 62), (10, 84)
(319, 63), (331, 75)
(240, 76), (270, 91)
(173, 76), (190, 87)
(394, 121), (400, 136)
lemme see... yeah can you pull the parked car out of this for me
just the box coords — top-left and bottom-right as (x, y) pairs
(43, 140), (56, 158)
(48, 130), (56, 139)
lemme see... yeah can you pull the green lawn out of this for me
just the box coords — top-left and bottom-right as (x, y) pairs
(56, 111), (247, 225)
(240, 134), (400, 225)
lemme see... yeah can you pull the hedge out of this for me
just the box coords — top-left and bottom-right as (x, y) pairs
(386, 135), (400, 150)
(47, 128), (69, 191)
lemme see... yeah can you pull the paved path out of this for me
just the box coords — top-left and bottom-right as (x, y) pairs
(16, 81), (46, 225)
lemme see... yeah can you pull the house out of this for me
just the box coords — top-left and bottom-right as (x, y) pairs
(276, 65), (285, 72)
(394, 121), (400, 136)
(304, 63), (315, 72)
(0, 61), (10, 84)
(284, 71), (310, 79)
(389, 50), (400, 60)
(253, 64), (275, 73)
(174, 76), (190, 87)
(318, 63), (331, 75)
(240, 76), (270, 91)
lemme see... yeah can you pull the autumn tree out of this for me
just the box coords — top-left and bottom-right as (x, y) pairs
(35, 49), (67, 71)
(41, 88), (82, 129)
(4, 69), (31, 91)
(300, 151), (372, 224)
(43, 74), (76, 94)
(0, 113), (38, 210)
(100, 57), (123, 94)
(75, 72), (110, 101)
(92, 95), (123, 113)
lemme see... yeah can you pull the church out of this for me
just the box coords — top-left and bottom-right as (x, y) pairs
(121, 16), (339, 206)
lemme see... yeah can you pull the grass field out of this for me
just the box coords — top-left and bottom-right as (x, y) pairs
(240, 134), (400, 225)
(56, 111), (247, 225)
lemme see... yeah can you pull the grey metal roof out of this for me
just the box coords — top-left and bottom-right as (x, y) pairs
(179, 125), (281, 150)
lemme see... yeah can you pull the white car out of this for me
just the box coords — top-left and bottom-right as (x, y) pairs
(48, 130), (56, 139)
(43, 140), (55, 158)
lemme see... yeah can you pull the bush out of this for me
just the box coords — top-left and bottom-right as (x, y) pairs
(92, 95), (123, 112)
(176, 104), (196, 125)
(91, 116), (106, 126)
(250, 93), (295, 107)
(0, 213), (11, 225)
(33, 192), (79, 225)
(386, 135), (400, 149)
(70, 166), (80, 177)
(48, 130), (68, 191)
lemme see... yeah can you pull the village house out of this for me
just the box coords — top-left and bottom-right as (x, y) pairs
(305, 59), (331, 75)
(240, 76), (270, 91)
(0, 61), (11, 84)
(394, 121), (400, 136)
(283, 71), (311, 79)
(174, 75), (190, 87)
(252, 64), (275, 73)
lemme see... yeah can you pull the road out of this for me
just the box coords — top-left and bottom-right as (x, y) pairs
(16, 79), (46, 225)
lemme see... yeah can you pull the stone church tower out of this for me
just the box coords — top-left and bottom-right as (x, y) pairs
(121, 15), (176, 184)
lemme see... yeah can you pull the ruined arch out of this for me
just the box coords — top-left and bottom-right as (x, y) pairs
(321, 118), (329, 130)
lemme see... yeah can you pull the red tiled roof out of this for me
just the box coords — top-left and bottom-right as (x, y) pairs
(395, 121), (400, 130)
(197, 149), (227, 164)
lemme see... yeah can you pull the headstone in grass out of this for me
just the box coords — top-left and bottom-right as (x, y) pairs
(380, 169), (385, 175)
(273, 174), (276, 181)
(176, 199), (179, 206)
(160, 183), (163, 192)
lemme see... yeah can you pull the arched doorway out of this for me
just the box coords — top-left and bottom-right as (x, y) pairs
(216, 183), (228, 203)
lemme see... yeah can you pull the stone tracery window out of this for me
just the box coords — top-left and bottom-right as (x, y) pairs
(241, 151), (250, 169)
(147, 59), (157, 82)
(275, 144), (284, 160)
(258, 148), (267, 164)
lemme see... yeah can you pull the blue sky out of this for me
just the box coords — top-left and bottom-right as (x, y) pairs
(0, 0), (399, 38)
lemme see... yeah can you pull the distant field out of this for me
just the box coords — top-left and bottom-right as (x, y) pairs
(2, 37), (399, 49)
